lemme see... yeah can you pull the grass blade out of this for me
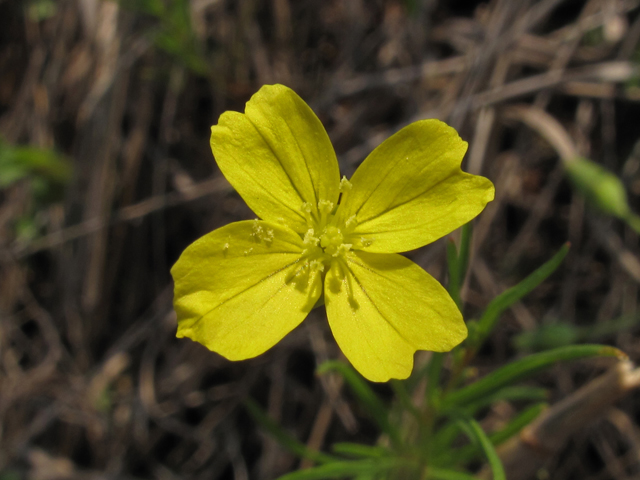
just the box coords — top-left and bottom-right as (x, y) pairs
(244, 398), (336, 465)
(472, 243), (570, 348)
(461, 386), (548, 413)
(436, 403), (547, 466)
(457, 417), (505, 480)
(318, 361), (403, 448)
(444, 344), (625, 408)
(331, 443), (390, 458)
(275, 458), (411, 480)
(488, 402), (546, 446)
(447, 222), (473, 310)
(390, 379), (421, 420)
(425, 351), (444, 412)
(426, 467), (479, 480)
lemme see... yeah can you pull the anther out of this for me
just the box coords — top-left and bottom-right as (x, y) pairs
(332, 243), (352, 257)
(301, 201), (314, 225)
(304, 228), (320, 246)
(309, 259), (325, 275)
(250, 219), (274, 245)
(316, 199), (334, 230)
(265, 228), (274, 244)
(318, 200), (334, 214)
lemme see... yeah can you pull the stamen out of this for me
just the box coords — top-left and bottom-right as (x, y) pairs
(308, 259), (325, 277)
(250, 219), (263, 242)
(317, 199), (334, 229)
(318, 200), (334, 215)
(250, 219), (274, 245)
(332, 243), (352, 257)
(303, 228), (320, 246)
(285, 255), (326, 293)
(264, 228), (274, 245)
(337, 260), (359, 309)
(301, 202), (314, 225)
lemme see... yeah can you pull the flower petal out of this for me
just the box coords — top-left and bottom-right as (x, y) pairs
(172, 220), (322, 360)
(211, 84), (340, 233)
(324, 251), (466, 382)
(338, 120), (494, 253)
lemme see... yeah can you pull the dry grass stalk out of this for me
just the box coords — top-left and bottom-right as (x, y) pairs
(480, 361), (640, 480)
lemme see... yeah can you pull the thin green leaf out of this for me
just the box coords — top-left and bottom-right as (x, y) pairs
(514, 314), (640, 353)
(565, 157), (633, 222)
(457, 222), (473, 288)
(513, 323), (580, 352)
(444, 344), (625, 408)
(447, 223), (473, 311)
(390, 379), (421, 420)
(318, 361), (403, 448)
(331, 443), (390, 458)
(437, 403), (547, 466)
(472, 243), (570, 348)
(275, 458), (411, 480)
(0, 141), (71, 188)
(462, 386), (549, 413)
(420, 352), (446, 460)
(457, 417), (505, 480)
(430, 421), (463, 460)
(243, 398), (336, 465)
(489, 403), (546, 446)
(426, 467), (479, 480)
(625, 213), (640, 234)
(426, 352), (444, 410)
(447, 239), (462, 310)
(431, 394), (546, 464)
(584, 313), (640, 340)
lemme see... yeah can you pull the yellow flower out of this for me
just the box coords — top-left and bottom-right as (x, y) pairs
(171, 84), (494, 382)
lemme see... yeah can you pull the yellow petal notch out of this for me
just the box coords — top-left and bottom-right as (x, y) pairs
(324, 251), (467, 382)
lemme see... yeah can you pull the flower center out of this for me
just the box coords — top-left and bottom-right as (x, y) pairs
(319, 226), (351, 257)
(299, 193), (372, 263)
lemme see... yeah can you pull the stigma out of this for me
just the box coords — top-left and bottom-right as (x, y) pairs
(319, 225), (352, 257)
(299, 199), (363, 263)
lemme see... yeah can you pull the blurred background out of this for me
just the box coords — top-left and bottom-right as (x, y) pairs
(3, 0), (640, 478)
